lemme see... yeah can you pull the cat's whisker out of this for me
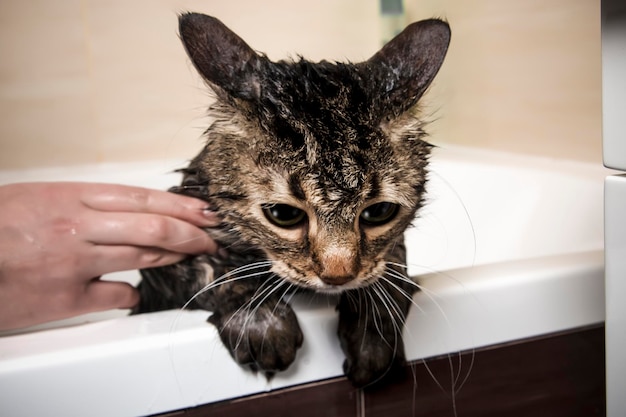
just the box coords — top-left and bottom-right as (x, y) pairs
(178, 262), (272, 321)
(365, 287), (386, 345)
(352, 289), (372, 352)
(245, 278), (294, 364)
(244, 276), (287, 322)
(429, 169), (478, 268)
(372, 280), (406, 337)
(453, 347), (475, 396)
(381, 272), (454, 398)
(381, 269), (429, 316)
(368, 282), (403, 357)
(387, 260), (478, 303)
(342, 289), (361, 330)
(165, 260), (275, 393)
(380, 269), (425, 310)
(225, 274), (281, 351)
(179, 261), (274, 312)
(396, 264), (477, 392)
(258, 280), (299, 356)
(354, 289), (376, 352)
(345, 288), (363, 313)
(416, 356), (451, 403)
(383, 266), (452, 328)
(169, 261), (274, 339)
(384, 263), (474, 411)
(447, 355), (460, 417)
(354, 282), (404, 388)
(229, 275), (293, 356)
(274, 281), (299, 314)
(283, 283), (301, 305)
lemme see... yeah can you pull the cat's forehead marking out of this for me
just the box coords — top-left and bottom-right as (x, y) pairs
(378, 176), (415, 209)
(288, 173), (306, 201)
(261, 169), (300, 203)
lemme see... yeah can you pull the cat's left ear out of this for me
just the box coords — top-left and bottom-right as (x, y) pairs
(365, 19), (450, 117)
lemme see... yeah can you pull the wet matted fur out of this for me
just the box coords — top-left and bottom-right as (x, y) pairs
(134, 13), (450, 387)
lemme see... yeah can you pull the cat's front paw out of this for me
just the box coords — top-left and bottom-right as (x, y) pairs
(337, 288), (408, 387)
(339, 328), (406, 388)
(208, 301), (303, 376)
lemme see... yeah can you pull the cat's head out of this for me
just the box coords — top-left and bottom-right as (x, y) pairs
(179, 13), (450, 293)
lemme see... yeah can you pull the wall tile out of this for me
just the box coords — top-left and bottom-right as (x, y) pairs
(0, 0), (98, 168)
(407, 0), (602, 163)
(0, 0), (603, 169)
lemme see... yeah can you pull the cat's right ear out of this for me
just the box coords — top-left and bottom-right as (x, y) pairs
(179, 13), (262, 101)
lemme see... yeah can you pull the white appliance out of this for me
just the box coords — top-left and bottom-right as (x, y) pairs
(603, 1), (626, 416)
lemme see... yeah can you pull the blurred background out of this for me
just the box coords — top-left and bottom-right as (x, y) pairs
(0, 0), (601, 170)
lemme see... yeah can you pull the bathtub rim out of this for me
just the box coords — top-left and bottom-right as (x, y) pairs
(0, 250), (605, 417)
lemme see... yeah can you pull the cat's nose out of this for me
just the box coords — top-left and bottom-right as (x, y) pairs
(319, 273), (355, 286)
(316, 245), (358, 286)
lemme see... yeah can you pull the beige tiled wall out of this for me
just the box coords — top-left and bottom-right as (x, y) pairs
(0, 0), (601, 170)
(407, 0), (603, 164)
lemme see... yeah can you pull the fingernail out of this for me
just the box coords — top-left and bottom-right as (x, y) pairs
(201, 207), (221, 224)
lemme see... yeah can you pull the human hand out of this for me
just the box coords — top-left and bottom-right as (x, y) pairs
(0, 182), (220, 330)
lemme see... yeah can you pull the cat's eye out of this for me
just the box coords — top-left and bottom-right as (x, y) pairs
(262, 204), (307, 228)
(360, 202), (399, 226)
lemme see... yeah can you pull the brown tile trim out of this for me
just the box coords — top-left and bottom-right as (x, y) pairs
(364, 325), (605, 417)
(154, 325), (605, 417)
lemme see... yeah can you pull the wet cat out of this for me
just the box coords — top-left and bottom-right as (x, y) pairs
(134, 12), (450, 387)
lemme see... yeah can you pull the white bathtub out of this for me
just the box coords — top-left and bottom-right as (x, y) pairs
(0, 146), (606, 417)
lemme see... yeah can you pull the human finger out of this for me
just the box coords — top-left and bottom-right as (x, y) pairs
(78, 245), (191, 277)
(80, 211), (218, 255)
(0, 279), (139, 331)
(80, 279), (140, 312)
(79, 183), (220, 227)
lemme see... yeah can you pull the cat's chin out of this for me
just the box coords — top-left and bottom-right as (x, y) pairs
(313, 285), (353, 295)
